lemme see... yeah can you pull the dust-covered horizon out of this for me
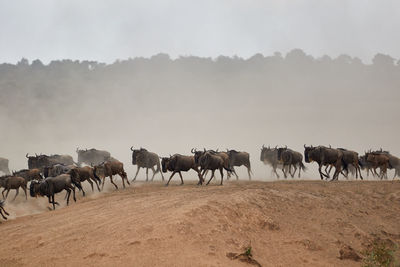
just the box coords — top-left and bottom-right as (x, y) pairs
(1, 50), (399, 180)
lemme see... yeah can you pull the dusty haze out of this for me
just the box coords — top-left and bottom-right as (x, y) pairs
(0, 51), (399, 180)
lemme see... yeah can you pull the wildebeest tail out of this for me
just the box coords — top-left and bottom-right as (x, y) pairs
(223, 166), (234, 172)
(71, 177), (83, 191)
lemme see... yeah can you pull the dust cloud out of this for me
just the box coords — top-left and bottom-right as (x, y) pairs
(0, 51), (399, 180)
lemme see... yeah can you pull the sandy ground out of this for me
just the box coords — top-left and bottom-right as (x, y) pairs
(0, 179), (399, 266)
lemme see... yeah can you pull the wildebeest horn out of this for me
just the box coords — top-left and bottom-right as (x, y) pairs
(191, 148), (195, 153)
(203, 148), (206, 152)
(130, 146), (134, 151)
(329, 144), (331, 148)
(262, 144), (265, 149)
(35, 153), (38, 156)
(304, 144), (306, 148)
(274, 145), (277, 149)
(26, 153), (29, 158)
(216, 148), (219, 152)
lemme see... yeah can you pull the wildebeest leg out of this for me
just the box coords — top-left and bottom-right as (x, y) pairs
(318, 164), (327, 180)
(101, 177), (106, 190)
(132, 167), (141, 182)
(290, 165), (297, 178)
(86, 178), (94, 192)
(5, 188), (11, 200)
(0, 206), (9, 216)
(206, 170), (215, 185)
(231, 167), (238, 180)
(272, 166), (280, 179)
(178, 172), (184, 185)
(166, 172), (177, 186)
(150, 166), (157, 181)
(203, 170), (209, 179)
(0, 209), (7, 220)
(65, 188), (71, 206)
(2, 188), (6, 199)
(357, 166), (363, 180)
(92, 177), (101, 191)
(12, 188), (19, 201)
(23, 185), (27, 200)
(146, 168), (149, 182)
(109, 175), (118, 189)
(219, 168), (224, 185)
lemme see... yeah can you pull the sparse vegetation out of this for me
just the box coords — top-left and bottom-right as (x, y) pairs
(362, 240), (398, 267)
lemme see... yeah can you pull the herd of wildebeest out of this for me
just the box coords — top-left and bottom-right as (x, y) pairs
(0, 145), (399, 219)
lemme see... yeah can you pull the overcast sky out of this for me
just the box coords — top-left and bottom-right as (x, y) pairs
(0, 0), (399, 64)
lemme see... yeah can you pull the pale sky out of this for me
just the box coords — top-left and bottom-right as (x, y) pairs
(0, 0), (399, 63)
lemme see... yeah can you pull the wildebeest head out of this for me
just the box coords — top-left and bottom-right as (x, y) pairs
(191, 148), (205, 164)
(131, 147), (140, 164)
(277, 146), (288, 160)
(161, 157), (170, 173)
(29, 180), (43, 197)
(93, 164), (106, 180)
(303, 145), (316, 163)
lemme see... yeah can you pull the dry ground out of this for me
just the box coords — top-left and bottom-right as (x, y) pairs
(0, 179), (399, 266)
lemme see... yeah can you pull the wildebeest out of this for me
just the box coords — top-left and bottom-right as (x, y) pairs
(76, 148), (111, 166)
(0, 157), (10, 175)
(93, 160), (130, 189)
(26, 153), (75, 171)
(43, 164), (75, 178)
(304, 145), (347, 181)
(131, 147), (164, 182)
(0, 175), (27, 200)
(193, 150), (230, 185)
(226, 149), (252, 180)
(161, 154), (203, 186)
(69, 166), (101, 195)
(13, 168), (43, 181)
(30, 174), (77, 210)
(0, 200), (9, 220)
(363, 151), (390, 179)
(276, 147), (306, 178)
(337, 148), (363, 179)
(260, 145), (285, 178)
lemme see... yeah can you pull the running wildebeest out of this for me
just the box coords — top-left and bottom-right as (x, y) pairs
(131, 147), (164, 182)
(364, 150), (390, 179)
(337, 148), (363, 179)
(276, 146), (306, 178)
(13, 168), (43, 182)
(0, 157), (10, 175)
(44, 164), (75, 178)
(26, 153), (75, 171)
(191, 149), (233, 179)
(226, 149), (252, 180)
(304, 145), (347, 181)
(161, 154), (203, 186)
(0, 200), (9, 220)
(0, 175), (27, 201)
(76, 148), (111, 166)
(260, 145), (285, 178)
(69, 166), (101, 195)
(193, 150), (231, 185)
(30, 174), (77, 210)
(93, 160), (130, 189)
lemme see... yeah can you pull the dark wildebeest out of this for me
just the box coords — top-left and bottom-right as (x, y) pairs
(364, 151), (390, 179)
(43, 164), (75, 178)
(26, 153), (75, 171)
(76, 148), (111, 167)
(0, 175), (27, 200)
(191, 149), (233, 179)
(337, 148), (363, 179)
(0, 200), (9, 220)
(69, 166), (101, 195)
(304, 145), (347, 181)
(226, 149), (252, 180)
(260, 145), (285, 178)
(359, 155), (376, 178)
(161, 154), (203, 186)
(0, 157), (10, 175)
(13, 168), (43, 182)
(277, 147), (306, 178)
(131, 147), (164, 182)
(93, 160), (130, 189)
(30, 174), (77, 210)
(194, 150), (230, 185)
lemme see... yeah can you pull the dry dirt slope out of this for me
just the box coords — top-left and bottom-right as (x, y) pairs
(0, 180), (399, 266)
